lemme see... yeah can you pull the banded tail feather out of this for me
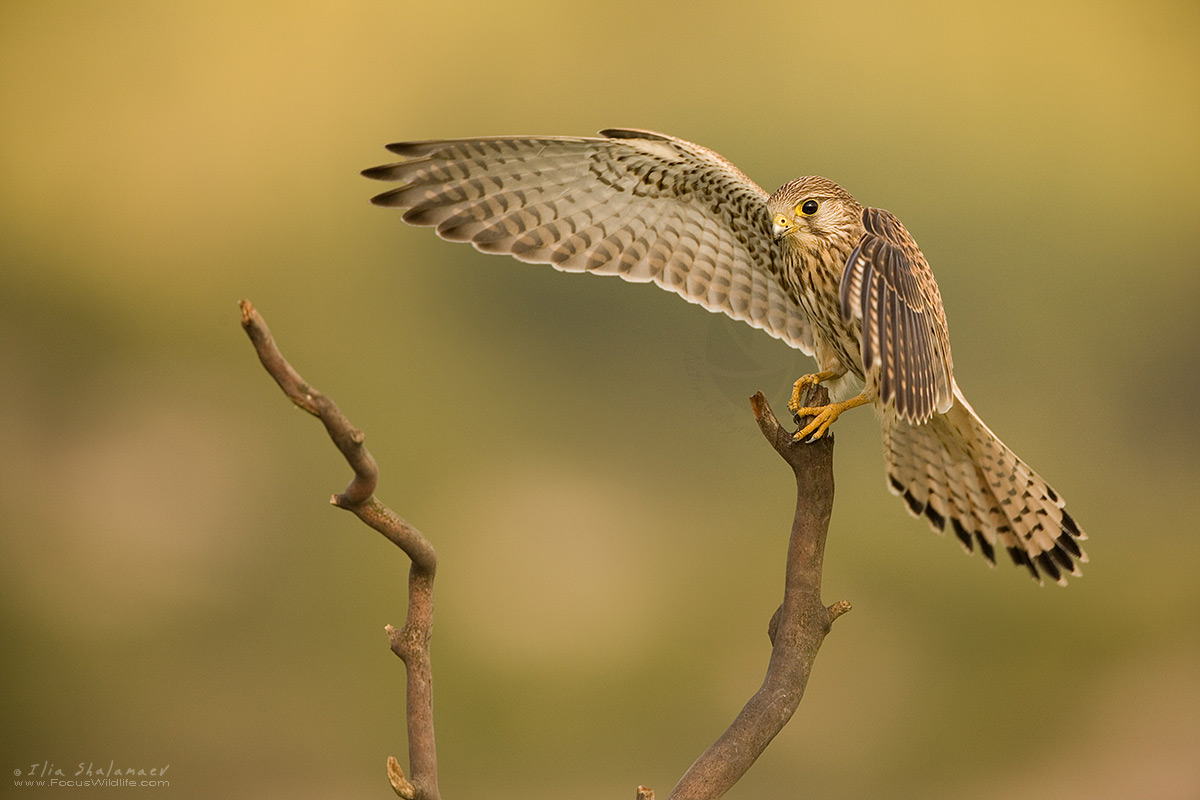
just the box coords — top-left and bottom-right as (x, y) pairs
(882, 384), (1087, 585)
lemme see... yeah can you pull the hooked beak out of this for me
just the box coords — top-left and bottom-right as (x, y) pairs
(772, 217), (794, 242)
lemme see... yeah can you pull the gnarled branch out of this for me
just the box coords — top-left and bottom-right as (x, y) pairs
(659, 387), (851, 800)
(241, 299), (849, 800)
(239, 300), (440, 800)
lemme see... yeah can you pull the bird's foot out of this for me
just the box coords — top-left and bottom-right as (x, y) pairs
(793, 393), (871, 441)
(787, 370), (842, 414)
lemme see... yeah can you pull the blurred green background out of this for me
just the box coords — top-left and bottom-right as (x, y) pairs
(2, 1), (1198, 798)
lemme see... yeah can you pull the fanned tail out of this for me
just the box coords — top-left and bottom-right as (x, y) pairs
(881, 384), (1088, 585)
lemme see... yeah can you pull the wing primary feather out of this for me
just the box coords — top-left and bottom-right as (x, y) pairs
(912, 307), (932, 420)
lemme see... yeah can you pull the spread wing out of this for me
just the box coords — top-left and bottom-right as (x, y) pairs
(363, 128), (815, 354)
(840, 206), (953, 422)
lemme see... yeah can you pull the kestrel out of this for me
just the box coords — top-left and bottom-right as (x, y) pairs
(363, 128), (1088, 585)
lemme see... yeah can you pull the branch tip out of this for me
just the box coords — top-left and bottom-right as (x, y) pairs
(749, 391), (767, 417)
(636, 786), (656, 800)
(828, 599), (852, 622)
(750, 391), (783, 444)
(387, 755), (416, 799)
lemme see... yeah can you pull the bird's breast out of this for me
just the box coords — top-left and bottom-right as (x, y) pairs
(785, 245), (864, 379)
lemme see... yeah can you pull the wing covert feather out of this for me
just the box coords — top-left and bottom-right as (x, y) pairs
(840, 206), (953, 422)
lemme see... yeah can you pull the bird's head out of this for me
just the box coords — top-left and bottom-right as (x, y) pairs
(767, 176), (862, 250)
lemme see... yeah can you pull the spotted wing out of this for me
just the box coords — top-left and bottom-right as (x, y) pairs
(840, 206), (953, 422)
(363, 129), (815, 354)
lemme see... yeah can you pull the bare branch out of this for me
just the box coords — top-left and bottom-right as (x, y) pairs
(239, 300), (441, 800)
(663, 386), (850, 800)
(242, 297), (849, 800)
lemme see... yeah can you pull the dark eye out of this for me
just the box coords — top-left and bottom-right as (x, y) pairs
(800, 199), (820, 216)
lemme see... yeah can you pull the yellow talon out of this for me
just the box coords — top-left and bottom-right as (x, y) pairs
(793, 392), (871, 441)
(788, 369), (843, 414)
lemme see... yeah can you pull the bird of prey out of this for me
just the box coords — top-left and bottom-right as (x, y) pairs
(363, 128), (1087, 585)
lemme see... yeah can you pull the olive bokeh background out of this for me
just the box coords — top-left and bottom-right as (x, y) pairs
(2, 1), (1198, 797)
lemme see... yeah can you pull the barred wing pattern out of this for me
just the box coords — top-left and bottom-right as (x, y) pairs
(365, 128), (1089, 586)
(840, 207), (954, 424)
(363, 129), (815, 354)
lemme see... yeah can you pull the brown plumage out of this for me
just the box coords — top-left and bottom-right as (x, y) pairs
(364, 128), (1088, 585)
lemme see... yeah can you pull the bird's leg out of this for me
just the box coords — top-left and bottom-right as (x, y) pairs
(787, 369), (845, 414)
(793, 391), (871, 441)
